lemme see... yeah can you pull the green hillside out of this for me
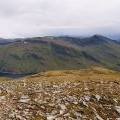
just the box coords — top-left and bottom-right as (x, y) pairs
(0, 35), (120, 73)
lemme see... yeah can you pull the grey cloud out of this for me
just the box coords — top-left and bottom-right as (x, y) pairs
(0, 0), (120, 38)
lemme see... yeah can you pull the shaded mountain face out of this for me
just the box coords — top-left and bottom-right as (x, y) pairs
(0, 35), (120, 73)
(0, 38), (13, 44)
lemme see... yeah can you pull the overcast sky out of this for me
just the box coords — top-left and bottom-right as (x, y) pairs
(0, 0), (120, 38)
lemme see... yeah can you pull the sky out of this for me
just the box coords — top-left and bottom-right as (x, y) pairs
(0, 0), (120, 38)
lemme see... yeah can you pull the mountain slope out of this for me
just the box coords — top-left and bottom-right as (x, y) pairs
(0, 35), (120, 73)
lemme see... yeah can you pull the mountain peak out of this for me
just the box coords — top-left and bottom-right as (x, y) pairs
(92, 34), (105, 38)
(92, 34), (111, 40)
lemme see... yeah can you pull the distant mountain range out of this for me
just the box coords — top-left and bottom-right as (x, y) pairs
(0, 38), (13, 44)
(0, 35), (120, 73)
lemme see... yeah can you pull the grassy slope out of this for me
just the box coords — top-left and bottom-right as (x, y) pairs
(0, 77), (11, 82)
(0, 36), (120, 73)
(28, 67), (120, 83)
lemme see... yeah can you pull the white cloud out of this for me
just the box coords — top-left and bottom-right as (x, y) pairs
(0, 0), (120, 38)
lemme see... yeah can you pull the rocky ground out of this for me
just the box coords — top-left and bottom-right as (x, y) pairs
(0, 68), (120, 120)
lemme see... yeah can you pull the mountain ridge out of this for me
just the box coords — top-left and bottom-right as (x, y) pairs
(0, 35), (120, 73)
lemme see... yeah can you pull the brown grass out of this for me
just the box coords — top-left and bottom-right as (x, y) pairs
(27, 67), (120, 83)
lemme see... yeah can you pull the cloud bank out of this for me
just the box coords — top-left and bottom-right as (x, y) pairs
(0, 0), (120, 38)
